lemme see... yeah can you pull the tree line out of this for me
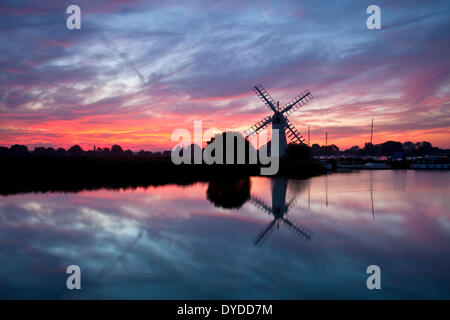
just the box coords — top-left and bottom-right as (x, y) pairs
(310, 141), (448, 157)
(0, 144), (171, 158)
(0, 140), (447, 159)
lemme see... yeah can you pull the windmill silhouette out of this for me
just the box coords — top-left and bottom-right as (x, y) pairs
(243, 84), (313, 156)
(251, 178), (312, 246)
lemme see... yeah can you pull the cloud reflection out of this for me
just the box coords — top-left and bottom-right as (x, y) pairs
(0, 171), (449, 299)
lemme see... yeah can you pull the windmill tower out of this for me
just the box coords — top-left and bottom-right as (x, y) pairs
(243, 84), (313, 156)
(251, 177), (313, 246)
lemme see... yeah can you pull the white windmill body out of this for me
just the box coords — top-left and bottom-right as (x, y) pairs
(243, 84), (313, 157)
(271, 111), (287, 157)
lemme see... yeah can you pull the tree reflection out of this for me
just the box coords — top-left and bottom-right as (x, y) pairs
(206, 178), (251, 209)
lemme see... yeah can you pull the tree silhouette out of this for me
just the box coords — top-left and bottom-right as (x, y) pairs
(68, 145), (84, 157)
(284, 143), (310, 160)
(10, 144), (29, 156)
(205, 131), (256, 164)
(111, 145), (124, 157)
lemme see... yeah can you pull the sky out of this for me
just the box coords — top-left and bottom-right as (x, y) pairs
(0, 0), (449, 151)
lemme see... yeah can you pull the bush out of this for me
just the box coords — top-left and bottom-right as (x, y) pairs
(284, 143), (310, 161)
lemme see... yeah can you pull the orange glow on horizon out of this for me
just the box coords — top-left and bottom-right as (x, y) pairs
(1, 115), (449, 151)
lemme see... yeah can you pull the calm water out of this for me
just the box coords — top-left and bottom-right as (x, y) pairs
(0, 170), (449, 299)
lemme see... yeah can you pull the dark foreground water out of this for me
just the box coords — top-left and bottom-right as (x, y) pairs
(0, 170), (449, 299)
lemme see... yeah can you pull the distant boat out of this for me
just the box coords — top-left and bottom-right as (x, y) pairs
(410, 163), (450, 170)
(359, 162), (391, 169)
(337, 163), (391, 170)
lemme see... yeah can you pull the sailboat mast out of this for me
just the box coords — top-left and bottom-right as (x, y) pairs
(370, 118), (374, 145)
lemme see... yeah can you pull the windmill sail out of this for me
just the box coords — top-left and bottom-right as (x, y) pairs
(285, 196), (298, 212)
(251, 196), (273, 215)
(243, 115), (272, 138)
(283, 118), (306, 144)
(281, 90), (313, 116)
(254, 220), (277, 246)
(253, 83), (280, 112)
(281, 217), (312, 241)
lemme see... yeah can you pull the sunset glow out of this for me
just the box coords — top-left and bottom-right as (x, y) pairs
(1, 1), (449, 151)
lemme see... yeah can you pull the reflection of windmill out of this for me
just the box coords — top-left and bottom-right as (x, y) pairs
(243, 84), (313, 156)
(251, 178), (312, 246)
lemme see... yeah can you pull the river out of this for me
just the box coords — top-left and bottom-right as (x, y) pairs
(0, 170), (448, 299)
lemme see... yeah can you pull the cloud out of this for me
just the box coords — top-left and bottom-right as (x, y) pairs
(0, 0), (449, 150)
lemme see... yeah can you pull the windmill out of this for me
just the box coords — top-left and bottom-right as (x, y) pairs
(243, 83), (313, 156)
(251, 178), (313, 246)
